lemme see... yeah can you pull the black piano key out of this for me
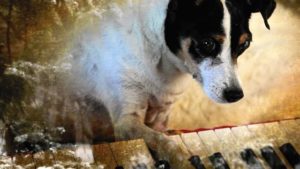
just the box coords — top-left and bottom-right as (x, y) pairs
(189, 155), (206, 169)
(240, 148), (264, 169)
(115, 166), (124, 169)
(155, 160), (171, 169)
(279, 143), (300, 169)
(209, 152), (230, 169)
(149, 148), (171, 169)
(261, 146), (286, 169)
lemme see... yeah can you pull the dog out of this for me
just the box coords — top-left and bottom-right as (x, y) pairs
(65, 0), (276, 168)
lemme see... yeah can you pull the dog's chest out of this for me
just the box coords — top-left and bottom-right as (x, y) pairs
(144, 92), (180, 131)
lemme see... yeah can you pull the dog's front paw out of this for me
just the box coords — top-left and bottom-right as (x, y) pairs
(156, 138), (194, 169)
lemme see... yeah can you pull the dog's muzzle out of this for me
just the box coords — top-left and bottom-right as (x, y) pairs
(223, 88), (244, 103)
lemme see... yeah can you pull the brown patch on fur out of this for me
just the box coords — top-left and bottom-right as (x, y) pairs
(239, 33), (250, 45)
(212, 35), (225, 44)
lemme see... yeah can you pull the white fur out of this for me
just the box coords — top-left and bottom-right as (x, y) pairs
(65, 0), (189, 123)
(60, 0), (243, 167)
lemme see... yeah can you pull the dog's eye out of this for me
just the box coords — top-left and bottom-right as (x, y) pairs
(238, 40), (251, 55)
(242, 40), (250, 49)
(196, 38), (217, 56)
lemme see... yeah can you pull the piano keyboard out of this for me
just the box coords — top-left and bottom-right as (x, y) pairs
(0, 119), (299, 169)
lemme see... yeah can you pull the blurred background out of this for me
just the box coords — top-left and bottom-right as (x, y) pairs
(0, 0), (299, 132)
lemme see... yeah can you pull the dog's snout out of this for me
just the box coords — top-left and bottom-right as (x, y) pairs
(223, 88), (244, 103)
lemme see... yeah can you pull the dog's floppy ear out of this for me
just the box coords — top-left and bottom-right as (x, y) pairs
(247, 0), (276, 29)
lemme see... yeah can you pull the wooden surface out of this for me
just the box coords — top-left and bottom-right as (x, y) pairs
(92, 144), (117, 169)
(110, 139), (155, 169)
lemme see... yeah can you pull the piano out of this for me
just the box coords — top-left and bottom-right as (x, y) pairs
(0, 119), (299, 169)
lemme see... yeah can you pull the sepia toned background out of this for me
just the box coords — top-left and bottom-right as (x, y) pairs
(0, 0), (299, 132)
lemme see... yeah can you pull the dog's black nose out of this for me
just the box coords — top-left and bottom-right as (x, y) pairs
(223, 88), (244, 103)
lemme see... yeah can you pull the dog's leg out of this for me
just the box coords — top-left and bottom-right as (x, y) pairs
(114, 113), (193, 169)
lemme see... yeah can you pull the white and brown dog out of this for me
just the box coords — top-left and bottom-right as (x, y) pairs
(65, 0), (276, 167)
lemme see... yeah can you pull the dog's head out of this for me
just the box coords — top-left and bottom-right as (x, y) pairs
(164, 0), (276, 103)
